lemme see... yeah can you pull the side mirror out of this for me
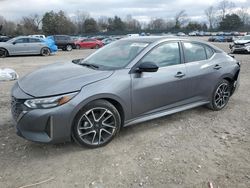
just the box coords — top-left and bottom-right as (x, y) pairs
(72, 58), (84, 64)
(137, 62), (159, 73)
(12, 42), (16, 45)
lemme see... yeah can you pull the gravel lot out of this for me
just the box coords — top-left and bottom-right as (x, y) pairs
(0, 40), (250, 188)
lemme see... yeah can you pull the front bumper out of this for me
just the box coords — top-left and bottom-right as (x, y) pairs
(11, 83), (76, 144)
(231, 44), (250, 53)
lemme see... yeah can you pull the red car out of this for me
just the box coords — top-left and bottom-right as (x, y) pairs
(75, 38), (104, 49)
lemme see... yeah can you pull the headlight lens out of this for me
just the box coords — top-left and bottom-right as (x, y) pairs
(244, 43), (250, 46)
(24, 92), (78, 109)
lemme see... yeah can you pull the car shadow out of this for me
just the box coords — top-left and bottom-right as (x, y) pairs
(9, 106), (212, 158)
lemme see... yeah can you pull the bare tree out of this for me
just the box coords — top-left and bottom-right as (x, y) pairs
(217, 0), (235, 19)
(205, 6), (215, 30)
(74, 10), (90, 34)
(97, 16), (109, 32)
(0, 15), (16, 36)
(174, 10), (188, 29)
(237, 7), (250, 25)
(124, 14), (141, 31)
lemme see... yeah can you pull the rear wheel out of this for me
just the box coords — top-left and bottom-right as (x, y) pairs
(0, 48), (8, 58)
(66, 44), (73, 51)
(207, 79), (231, 111)
(40, 47), (50, 56)
(72, 100), (121, 148)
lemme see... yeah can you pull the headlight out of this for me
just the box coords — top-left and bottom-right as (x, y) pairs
(244, 43), (250, 46)
(24, 92), (78, 109)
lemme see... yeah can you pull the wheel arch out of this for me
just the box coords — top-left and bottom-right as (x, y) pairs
(0, 47), (9, 56)
(70, 94), (128, 135)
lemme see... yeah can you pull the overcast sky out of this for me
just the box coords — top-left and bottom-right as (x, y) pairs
(0, 0), (250, 23)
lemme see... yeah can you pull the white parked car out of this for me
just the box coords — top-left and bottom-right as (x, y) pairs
(230, 35), (250, 54)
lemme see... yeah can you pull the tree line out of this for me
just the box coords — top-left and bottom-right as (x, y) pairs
(0, 0), (250, 36)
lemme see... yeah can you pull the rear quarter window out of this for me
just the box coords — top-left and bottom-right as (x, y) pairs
(205, 45), (215, 59)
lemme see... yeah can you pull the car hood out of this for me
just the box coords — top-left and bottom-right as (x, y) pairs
(18, 62), (114, 97)
(234, 40), (250, 44)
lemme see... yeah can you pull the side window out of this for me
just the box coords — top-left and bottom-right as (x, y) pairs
(15, 38), (29, 44)
(29, 38), (41, 43)
(140, 42), (181, 67)
(183, 42), (206, 63)
(205, 45), (214, 59)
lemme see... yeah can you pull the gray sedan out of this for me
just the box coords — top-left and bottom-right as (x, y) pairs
(11, 36), (240, 148)
(0, 36), (50, 57)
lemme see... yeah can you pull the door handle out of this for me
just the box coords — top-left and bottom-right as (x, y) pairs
(175, 72), (185, 78)
(214, 64), (222, 70)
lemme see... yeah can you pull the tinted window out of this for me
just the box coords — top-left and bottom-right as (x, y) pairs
(56, 36), (68, 40)
(29, 38), (41, 43)
(205, 45), (214, 59)
(84, 39), (95, 42)
(140, 42), (181, 67)
(183, 42), (206, 62)
(83, 40), (149, 69)
(15, 38), (29, 43)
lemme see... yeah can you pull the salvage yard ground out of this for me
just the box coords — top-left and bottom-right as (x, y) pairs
(0, 38), (250, 188)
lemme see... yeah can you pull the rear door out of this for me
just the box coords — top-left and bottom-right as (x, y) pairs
(131, 41), (189, 117)
(28, 38), (44, 54)
(181, 42), (218, 101)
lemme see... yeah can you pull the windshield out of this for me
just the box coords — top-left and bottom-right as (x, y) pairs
(82, 40), (149, 70)
(242, 35), (250, 40)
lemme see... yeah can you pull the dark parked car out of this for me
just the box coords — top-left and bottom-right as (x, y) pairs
(0, 36), (11, 42)
(50, 35), (76, 51)
(11, 37), (240, 148)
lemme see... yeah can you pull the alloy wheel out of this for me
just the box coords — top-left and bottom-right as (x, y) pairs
(66, 45), (73, 51)
(76, 107), (117, 146)
(214, 82), (230, 109)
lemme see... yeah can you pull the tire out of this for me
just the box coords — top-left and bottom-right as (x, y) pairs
(40, 47), (50, 56)
(76, 45), (81, 49)
(72, 100), (121, 148)
(0, 48), (8, 58)
(94, 45), (100, 49)
(66, 44), (73, 51)
(207, 79), (232, 111)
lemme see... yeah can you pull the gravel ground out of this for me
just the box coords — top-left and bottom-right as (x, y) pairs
(0, 40), (250, 188)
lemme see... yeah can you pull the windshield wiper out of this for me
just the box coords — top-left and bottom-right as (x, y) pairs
(80, 62), (99, 69)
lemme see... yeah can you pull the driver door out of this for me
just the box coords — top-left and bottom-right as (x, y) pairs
(10, 38), (29, 55)
(131, 41), (189, 117)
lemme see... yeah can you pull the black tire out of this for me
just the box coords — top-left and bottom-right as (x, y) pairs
(0, 48), (8, 58)
(40, 47), (51, 56)
(72, 100), (121, 148)
(207, 79), (232, 111)
(66, 44), (73, 51)
(76, 45), (81, 49)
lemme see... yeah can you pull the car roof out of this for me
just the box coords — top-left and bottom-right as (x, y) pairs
(12, 36), (42, 39)
(121, 36), (223, 52)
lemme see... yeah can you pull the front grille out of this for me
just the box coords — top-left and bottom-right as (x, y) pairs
(234, 44), (244, 48)
(11, 97), (24, 121)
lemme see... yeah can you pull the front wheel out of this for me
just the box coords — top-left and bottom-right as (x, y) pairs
(72, 100), (121, 148)
(66, 44), (73, 51)
(207, 79), (231, 111)
(0, 48), (8, 58)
